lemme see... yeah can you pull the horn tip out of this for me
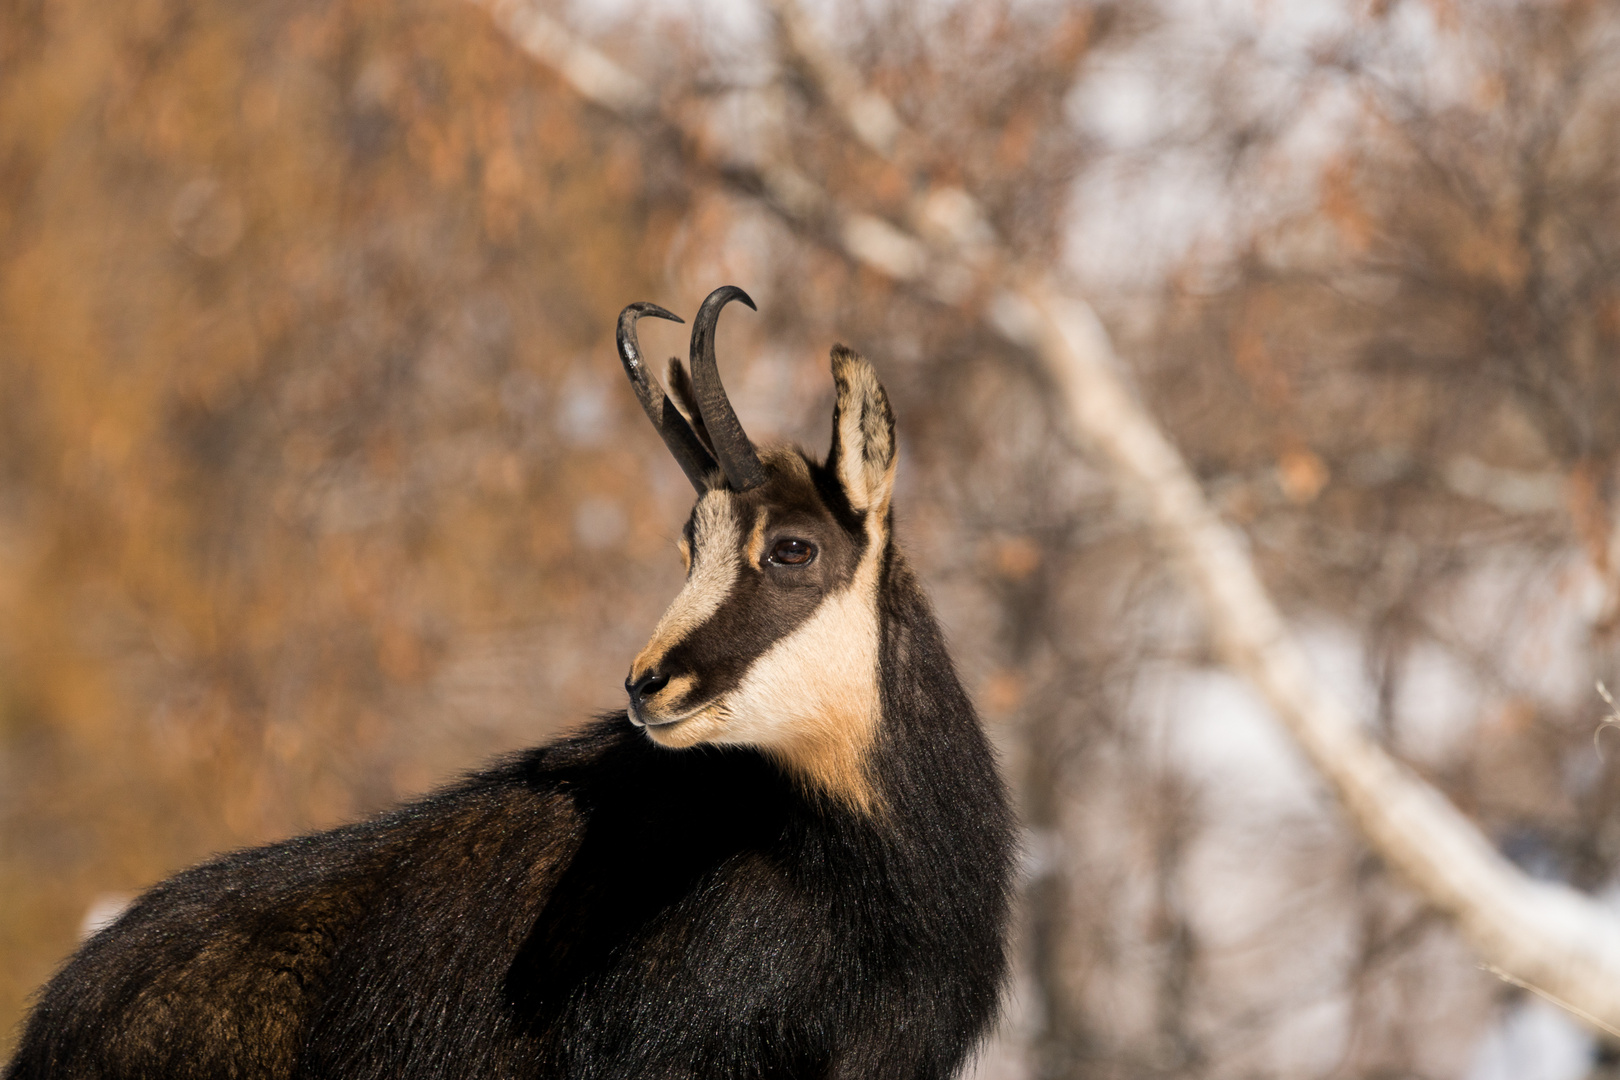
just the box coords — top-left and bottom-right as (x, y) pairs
(621, 301), (684, 325)
(701, 284), (757, 313)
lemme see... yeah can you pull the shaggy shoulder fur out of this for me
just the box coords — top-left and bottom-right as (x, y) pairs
(5, 569), (1012, 1079)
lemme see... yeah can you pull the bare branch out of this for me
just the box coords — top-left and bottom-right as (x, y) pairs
(1012, 281), (1620, 1036)
(481, 0), (655, 115)
(765, 0), (901, 158)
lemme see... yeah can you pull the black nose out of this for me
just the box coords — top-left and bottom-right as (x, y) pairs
(626, 670), (670, 707)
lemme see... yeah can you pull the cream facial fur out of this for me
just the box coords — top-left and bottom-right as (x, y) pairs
(705, 543), (883, 808)
(629, 491), (741, 691)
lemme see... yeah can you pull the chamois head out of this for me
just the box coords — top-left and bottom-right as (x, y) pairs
(616, 286), (897, 807)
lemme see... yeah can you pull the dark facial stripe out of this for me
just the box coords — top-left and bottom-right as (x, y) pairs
(656, 456), (866, 711)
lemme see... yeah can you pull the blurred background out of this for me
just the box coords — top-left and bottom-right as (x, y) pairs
(3, 0), (1620, 1075)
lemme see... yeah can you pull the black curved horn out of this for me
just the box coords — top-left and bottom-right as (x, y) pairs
(688, 286), (767, 491)
(616, 302), (717, 491)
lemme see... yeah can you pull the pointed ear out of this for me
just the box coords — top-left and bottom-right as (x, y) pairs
(827, 345), (896, 517)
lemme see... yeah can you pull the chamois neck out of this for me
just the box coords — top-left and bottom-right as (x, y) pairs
(866, 551), (1003, 824)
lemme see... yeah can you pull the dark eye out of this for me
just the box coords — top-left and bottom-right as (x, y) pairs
(768, 539), (816, 566)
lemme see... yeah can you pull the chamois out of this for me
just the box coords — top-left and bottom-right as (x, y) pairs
(5, 286), (1016, 1080)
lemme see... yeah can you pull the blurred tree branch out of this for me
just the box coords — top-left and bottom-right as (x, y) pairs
(472, 0), (1620, 1036)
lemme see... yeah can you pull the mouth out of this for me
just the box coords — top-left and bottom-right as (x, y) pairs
(627, 701), (706, 729)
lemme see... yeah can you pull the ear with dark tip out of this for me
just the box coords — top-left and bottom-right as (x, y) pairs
(616, 302), (717, 492)
(688, 285), (768, 492)
(827, 345), (897, 517)
(665, 357), (714, 454)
